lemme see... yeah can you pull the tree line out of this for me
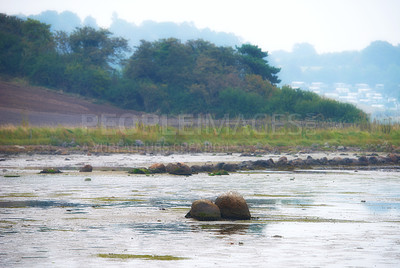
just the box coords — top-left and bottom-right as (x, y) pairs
(0, 14), (368, 122)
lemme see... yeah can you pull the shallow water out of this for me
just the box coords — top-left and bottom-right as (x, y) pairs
(1, 154), (400, 267)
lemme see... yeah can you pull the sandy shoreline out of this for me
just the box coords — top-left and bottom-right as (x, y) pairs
(1, 151), (399, 172)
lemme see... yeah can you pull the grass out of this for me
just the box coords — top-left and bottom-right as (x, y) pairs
(128, 168), (150, 174)
(0, 193), (37, 198)
(209, 170), (229, 176)
(0, 122), (399, 152)
(39, 168), (61, 174)
(97, 253), (188, 261)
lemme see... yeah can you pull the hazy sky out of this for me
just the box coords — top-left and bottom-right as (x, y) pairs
(1, 0), (399, 53)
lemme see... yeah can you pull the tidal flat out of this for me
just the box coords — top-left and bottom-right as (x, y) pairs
(1, 153), (400, 267)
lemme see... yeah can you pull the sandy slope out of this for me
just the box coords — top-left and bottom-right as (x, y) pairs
(0, 80), (143, 126)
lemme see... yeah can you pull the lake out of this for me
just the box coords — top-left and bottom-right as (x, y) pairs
(1, 154), (400, 267)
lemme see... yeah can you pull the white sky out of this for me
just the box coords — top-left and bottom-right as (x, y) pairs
(1, 0), (399, 53)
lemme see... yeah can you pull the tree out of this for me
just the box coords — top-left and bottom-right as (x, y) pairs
(20, 18), (55, 75)
(125, 38), (193, 86)
(237, 44), (281, 84)
(68, 26), (129, 69)
(244, 74), (276, 97)
(0, 14), (24, 75)
(124, 40), (158, 81)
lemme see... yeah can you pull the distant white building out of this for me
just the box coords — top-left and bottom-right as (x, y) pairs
(324, 93), (339, 99)
(291, 81), (306, 89)
(336, 87), (349, 94)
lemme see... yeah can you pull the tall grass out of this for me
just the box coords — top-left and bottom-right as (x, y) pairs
(0, 122), (399, 150)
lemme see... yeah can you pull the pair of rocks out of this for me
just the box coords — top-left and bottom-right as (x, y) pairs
(186, 192), (251, 221)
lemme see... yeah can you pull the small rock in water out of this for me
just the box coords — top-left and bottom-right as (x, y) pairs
(40, 168), (62, 174)
(79, 164), (93, 172)
(84, 178), (92, 181)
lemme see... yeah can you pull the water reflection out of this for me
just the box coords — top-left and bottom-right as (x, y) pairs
(191, 223), (266, 235)
(193, 223), (249, 235)
(120, 221), (266, 236)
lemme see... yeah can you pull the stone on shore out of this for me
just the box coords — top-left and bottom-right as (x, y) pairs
(329, 157), (343, 165)
(253, 159), (275, 168)
(149, 163), (166, 173)
(191, 164), (215, 173)
(238, 161), (254, 170)
(368, 156), (379, 164)
(221, 163), (239, 172)
(358, 156), (369, 166)
(276, 156), (288, 166)
(387, 153), (399, 163)
(166, 163), (192, 176)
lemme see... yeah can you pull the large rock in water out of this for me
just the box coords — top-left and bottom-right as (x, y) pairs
(186, 199), (221, 221)
(166, 163), (192, 175)
(215, 191), (251, 220)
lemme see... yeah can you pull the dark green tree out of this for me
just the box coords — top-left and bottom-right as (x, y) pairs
(0, 14), (25, 75)
(237, 44), (281, 84)
(68, 26), (129, 69)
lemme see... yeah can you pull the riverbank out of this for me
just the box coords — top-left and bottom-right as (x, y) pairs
(1, 151), (399, 174)
(1, 123), (400, 155)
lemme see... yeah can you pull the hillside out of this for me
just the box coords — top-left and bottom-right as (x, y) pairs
(0, 14), (368, 123)
(0, 80), (142, 126)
